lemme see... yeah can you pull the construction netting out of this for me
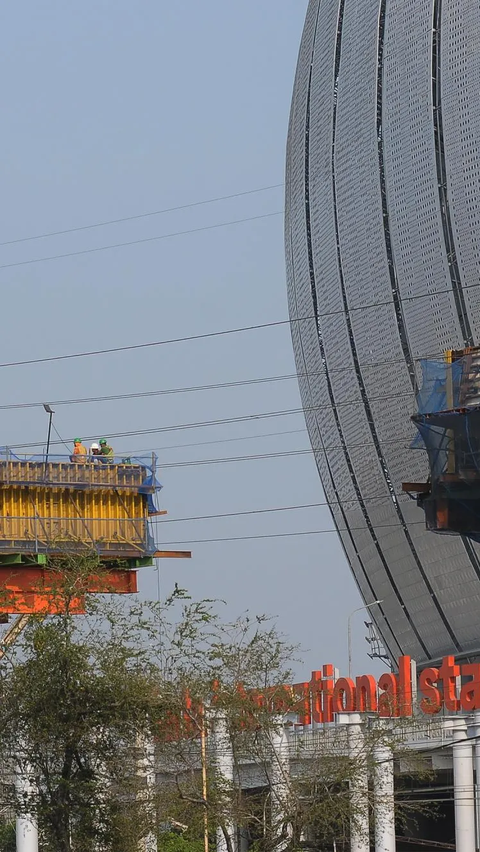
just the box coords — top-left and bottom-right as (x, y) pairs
(411, 351), (480, 538)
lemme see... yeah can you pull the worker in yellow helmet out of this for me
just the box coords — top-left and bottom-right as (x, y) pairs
(99, 438), (115, 464)
(71, 438), (87, 463)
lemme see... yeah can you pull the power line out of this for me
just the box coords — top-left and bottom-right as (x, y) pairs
(6, 405), (415, 450)
(151, 495), (392, 524)
(0, 277), (466, 373)
(0, 316), (296, 370)
(152, 442), (416, 471)
(0, 210), (283, 273)
(158, 520), (426, 546)
(0, 374), (415, 412)
(8, 407), (307, 449)
(0, 183), (284, 247)
(127, 428), (308, 456)
(0, 306), (449, 372)
(0, 372), (310, 410)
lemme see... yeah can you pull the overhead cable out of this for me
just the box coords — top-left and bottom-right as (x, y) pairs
(152, 495), (396, 524)
(0, 307), (450, 371)
(0, 183), (284, 247)
(0, 210), (283, 272)
(150, 443), (417, 471)
(126, 428), (308, 456)
(6, 405), (415, 450)
(158, 520), (426, 546)
(0, 377), (415, 412)
(0, 317), (297, 370)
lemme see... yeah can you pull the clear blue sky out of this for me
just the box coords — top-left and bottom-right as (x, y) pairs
(0, 0), (380, 678)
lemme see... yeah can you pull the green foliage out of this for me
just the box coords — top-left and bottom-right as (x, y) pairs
(158, 831), (204, 852)
(0, 821), (15, 852)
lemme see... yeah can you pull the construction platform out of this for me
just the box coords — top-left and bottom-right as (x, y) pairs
(0, 450), (190, 613)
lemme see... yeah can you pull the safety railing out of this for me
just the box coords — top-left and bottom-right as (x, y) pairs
(0, 451), (159, 492)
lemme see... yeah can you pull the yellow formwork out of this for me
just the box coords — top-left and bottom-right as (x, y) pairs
(0, 460), (148, 490)
(0, 485), (149, 555)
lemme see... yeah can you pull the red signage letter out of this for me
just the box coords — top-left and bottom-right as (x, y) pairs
(333, 678), (356, 712)
(460, 664), (480, 712)
(419, 667), (442, 714)
(355, 675), (378, 712)
(438, 655), (460, 711)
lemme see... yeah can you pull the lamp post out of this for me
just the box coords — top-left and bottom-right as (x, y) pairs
(43, 404), (55, 478)
(348, 600), (383, 679)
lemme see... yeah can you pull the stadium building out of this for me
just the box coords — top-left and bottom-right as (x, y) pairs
(285, 0), (480, 667)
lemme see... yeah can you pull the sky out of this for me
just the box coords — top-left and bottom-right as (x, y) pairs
(0, 1), (384, 679)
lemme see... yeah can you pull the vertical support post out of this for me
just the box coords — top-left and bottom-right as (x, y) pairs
(270, 716), (291, 850)
(445, 350), (455, 476)
(468, 711), (480, 851)
(136, 732), (158, 852)
(211, 711), (236, 852)
(200, 711), (209, 852)
(342, 713), (369, 852)
(42, 405), (55, 482)
(373, 733), (395, 852)
(453, 718), (476, 852)
(16, 763), (38, 852)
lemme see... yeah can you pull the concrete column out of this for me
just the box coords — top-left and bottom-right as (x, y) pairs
(373, 737), (395, 852)
(270, 717), (291, 849)
(211, 711), (236, 852)
(341, 713), (369, 852)
(468, 710), (480, 849)
(453, 718), (476, 852)
(15, 764), (38, 852)
(136, 732), (158, 852)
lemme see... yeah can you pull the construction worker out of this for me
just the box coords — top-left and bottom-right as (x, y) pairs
(99, 438), (115, 464)
(90, 442), (101, 463)
(71, 439), (87, 463)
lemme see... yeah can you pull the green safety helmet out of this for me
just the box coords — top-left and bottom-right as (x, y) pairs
(99, 438), (107, 445)
(74, 438), (82, 443)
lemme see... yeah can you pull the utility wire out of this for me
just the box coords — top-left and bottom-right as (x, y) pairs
(0, 372), (416, 411)
(158, 520), (426, 546)
(151, 496), (392, 524)
(149, 443), (417, 471)
(6, 405), (415, 450)
(0, 296), (463, 371)
(126, 428), (308, 456)
(0, 317), (296, 370)
(0, 211), (283, 272)
(8, 408), (307, 449)
(0, 184), (284, 247)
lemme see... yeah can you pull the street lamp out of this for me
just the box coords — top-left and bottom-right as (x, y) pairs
(43, 404), (55, 477)
(348, 600), (383, 679)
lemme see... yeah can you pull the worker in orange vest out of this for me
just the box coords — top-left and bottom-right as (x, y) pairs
(71, 438), (87, 463)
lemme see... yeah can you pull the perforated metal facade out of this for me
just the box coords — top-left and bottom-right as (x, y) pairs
(285, 0), (480, 666)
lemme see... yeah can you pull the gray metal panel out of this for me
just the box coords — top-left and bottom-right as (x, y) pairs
(286, 0), (480, 666)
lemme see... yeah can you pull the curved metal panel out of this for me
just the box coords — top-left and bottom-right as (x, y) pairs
(286, 0), (480, 666)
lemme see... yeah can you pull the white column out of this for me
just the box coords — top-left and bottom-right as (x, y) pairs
(212, 711), (236, 852)
(452, 718), (476, 852)
(373, 737), (395, 852)
(468, 710), (480, 850)
(341, 713), (369, 852)
(270, 717), (291, 850)
(15, 764), (38, 852)
(136, 732), (158, 852)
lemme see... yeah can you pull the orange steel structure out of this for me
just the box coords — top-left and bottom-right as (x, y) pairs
(0, 450), (190, 614)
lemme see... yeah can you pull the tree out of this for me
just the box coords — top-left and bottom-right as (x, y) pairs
(0, 820), (15, 852)
(0, 553), (433, 852)
(155, 615), (433, 852)
(0, 553), (221, 852)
